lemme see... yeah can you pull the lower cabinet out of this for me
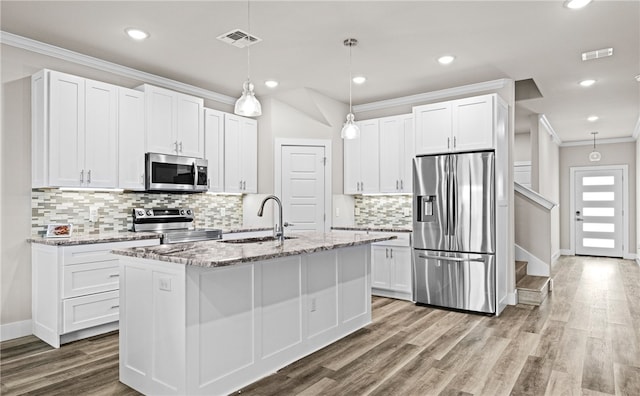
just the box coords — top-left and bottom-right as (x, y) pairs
(371, 234), (412, 301)
(31, 238), (159, 348)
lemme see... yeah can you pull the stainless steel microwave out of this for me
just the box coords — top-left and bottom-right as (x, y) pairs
(145, 153), (208, 192)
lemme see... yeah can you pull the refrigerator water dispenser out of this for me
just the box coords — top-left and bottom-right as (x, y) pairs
(416, 196), (436, 222)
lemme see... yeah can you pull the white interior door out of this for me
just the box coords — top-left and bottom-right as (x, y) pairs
(281, 145), (326, 232)
(574, 169), (624, 257)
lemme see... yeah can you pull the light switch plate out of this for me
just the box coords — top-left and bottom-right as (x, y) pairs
(403, 208), (411, 216)
(89, 206), (99, 222)
(355, 208), (360, 216)
(220, 208), (226, 217)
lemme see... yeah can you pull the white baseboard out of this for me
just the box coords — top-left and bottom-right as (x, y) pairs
(636, 257), (640, 266)
(623, 252), (637, 261)
(508, 291), (518, 306)
(1, 320), (32, 342)
(559, 249), (573, 256)
(552, 251), (561, 262)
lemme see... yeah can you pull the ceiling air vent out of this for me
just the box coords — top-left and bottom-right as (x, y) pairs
(217, 29), (262, 48)
(581, 47), (613, 61)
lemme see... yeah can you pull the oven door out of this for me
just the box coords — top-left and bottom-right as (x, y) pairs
(146, 153), (208, 192)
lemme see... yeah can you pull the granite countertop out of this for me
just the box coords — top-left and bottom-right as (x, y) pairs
(112, 231), (397, 268)
(28, 231), (161, 246)
(331, 226), (412, 233)
(221, 226), (273, 234)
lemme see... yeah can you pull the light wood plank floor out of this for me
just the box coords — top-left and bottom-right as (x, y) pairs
(2, 256), (639, 395)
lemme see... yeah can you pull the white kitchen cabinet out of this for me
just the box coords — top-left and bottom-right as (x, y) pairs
(224, 113), (257, 193)
(379, 114), (414, 193)
(118, 88), (146, 190)
(31, 238), (160, 348)
(414, 94), (498, 155)
(137, 84), (204, 158)
(371, 233), (412, 301)
(344, 119), (380, 194)
(32, 70), (118, 188)
(204, 108), (225, 192)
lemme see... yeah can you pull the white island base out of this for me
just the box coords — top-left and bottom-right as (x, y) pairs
(119, 245), (371, 395)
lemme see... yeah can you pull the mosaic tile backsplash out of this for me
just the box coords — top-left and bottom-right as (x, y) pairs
(354, 195), (412, 227)
(31, 189), (243, 236)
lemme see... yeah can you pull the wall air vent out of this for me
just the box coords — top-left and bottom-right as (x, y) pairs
(217, 29), (262, 48)
(581, 47), (613, 61)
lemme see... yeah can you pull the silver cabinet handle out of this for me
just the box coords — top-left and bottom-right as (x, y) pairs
(80, 170), (84, 184)
(110, 305), (119, 309)
(360, 181), (364, 191)
(400, 180), (404, 190)
(447, 137), (450, 149)
(87, 170), (91, 184)
(418, 254), (484, 263)
(396, 180), (399, 190)
(283, 222), (294, 227)
(174, 141), (178, 153)
(385, 248), (389, 258)
(239, 180), (243, 190)
(207, 178), (210, 189)
(390, 248), (393, 258)
(108, 273), (119, 278)
(453, 136), (457, 148)
(179, 141), (183, 153)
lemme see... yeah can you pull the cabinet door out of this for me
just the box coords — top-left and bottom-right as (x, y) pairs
(240, 117), (258, 193)
(118, 88), (146, 190)
(49, 71), (85, 187)
(176, 93), (204, 157)
(390, 247), (412, 293)
(413, 101), (451, 155)
(85, 80), (118, 187)
(401, 115), (415, 193)
(343, 127), (361, 194)
(145, 86), (176, 155)
(223, 114), (242, 193)
(204, 108), (225, 192)
(452, 94), (494, 152)
(359, 120), (380, 194)
(379, 117), (402, 193)
(371, 246), (391, 290)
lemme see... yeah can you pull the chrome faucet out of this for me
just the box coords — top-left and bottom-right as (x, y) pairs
(257, 195), (285, 241)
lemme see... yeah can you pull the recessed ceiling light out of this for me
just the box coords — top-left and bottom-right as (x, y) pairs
(579, 79), (596, 87)
(565, 0), (592, 9)
(125, 28), (149, 41)
(438, 55), (455, 65)
(264, 80), (279, 88)
(635, 74), (640, 82)
(352, 76), (366, 84)
(587, 115), (599, 122)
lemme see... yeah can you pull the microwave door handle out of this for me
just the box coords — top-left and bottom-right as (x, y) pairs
(192, 162), (197, 189)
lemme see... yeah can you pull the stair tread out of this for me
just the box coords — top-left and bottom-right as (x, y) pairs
(515, 260), (528, 269)
(516, 275), (549, 292)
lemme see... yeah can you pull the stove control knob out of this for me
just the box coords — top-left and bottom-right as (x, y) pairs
(186, 209), (192, 215)
(180, 209), (185, 215)
(136, 210), (145, 217)
(146, 210), (153, 216)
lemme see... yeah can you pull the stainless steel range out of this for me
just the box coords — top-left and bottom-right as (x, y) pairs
(132, 207), (222, 244)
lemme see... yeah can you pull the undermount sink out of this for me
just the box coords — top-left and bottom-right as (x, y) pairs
(221, 236), (296, 244)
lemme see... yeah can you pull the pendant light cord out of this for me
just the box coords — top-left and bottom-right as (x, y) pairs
(348, 42), (353, 113)
(246, 0), (251, 81)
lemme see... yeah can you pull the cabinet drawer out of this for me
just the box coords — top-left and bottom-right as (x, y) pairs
(63, 290), (119, 333)
(62, 260), (120, 298)
(62, 239), (159, 265)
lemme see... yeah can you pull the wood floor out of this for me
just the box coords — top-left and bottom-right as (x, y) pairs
(2, 255), (639, 395)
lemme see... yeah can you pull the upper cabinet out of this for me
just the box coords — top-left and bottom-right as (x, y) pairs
(204, 108), (225, 193)
(414, 94), (496, 155)
(136, 84), (204, 158)
(344, 119), (380, 194)
(118, 88), (146, 190)
(379, 114), (414, 193)
(224, 113), (257, 193)
(32, 70), (118, 188)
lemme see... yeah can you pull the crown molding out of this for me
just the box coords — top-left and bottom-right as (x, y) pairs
(353, 78), (511, 113)
(560, 136), (636, 147)
(0, 31), (236, 106)
(538, 115), (563, 145)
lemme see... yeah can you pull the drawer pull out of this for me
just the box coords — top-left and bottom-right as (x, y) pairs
(108, 273), (119, 278)
(110, 305), (120, 309)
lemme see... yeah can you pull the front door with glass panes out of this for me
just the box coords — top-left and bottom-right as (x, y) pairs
(574, 168), (624, 258)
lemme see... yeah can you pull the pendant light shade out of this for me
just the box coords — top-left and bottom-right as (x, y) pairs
(234, 0), (261, 117)
(589, 131), (601, 162)
(341, 38), (360, 139)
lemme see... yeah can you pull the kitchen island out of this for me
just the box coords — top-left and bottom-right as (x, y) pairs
(112, 231), (395, 395)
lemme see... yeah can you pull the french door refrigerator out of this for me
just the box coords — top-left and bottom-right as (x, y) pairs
(413, 151), (496, 314)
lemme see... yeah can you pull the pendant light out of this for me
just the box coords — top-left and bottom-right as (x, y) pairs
(341, 38), (360, 139)
(589, 131), (601, 162)
(234, 0), (262, 117)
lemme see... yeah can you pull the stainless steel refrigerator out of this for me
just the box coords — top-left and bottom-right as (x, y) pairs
(412, 151), (496, 314)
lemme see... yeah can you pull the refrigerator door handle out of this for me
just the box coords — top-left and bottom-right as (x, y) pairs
(417, 254), (484, 263)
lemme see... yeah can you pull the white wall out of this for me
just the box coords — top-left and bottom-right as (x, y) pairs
(559, 142), (637, 254)
(637, 137), (640, 259)
(537, 121), (560, 260)
(513, 133), (531, 163)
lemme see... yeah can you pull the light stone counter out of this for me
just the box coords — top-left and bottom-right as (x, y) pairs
(112, 231), (396, 268)
(28, 231), (161, 246)
(332, 225), (412, 233)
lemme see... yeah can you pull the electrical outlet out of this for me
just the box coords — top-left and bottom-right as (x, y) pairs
(220, 207), (226, 217)
(89, 206), (99, 222)
(335, 207), (340, 217)
(159, 278), (172, 291)
(403, 208), (411, 216)
(355, 207), (360, 216)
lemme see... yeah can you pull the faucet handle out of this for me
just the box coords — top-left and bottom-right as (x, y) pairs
(283, 222), (294, 227)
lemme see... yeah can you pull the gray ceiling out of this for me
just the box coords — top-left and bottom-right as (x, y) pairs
(2, 1), (639, 143)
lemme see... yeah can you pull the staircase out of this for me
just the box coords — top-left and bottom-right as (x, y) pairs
(515, 260), (550, 305)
